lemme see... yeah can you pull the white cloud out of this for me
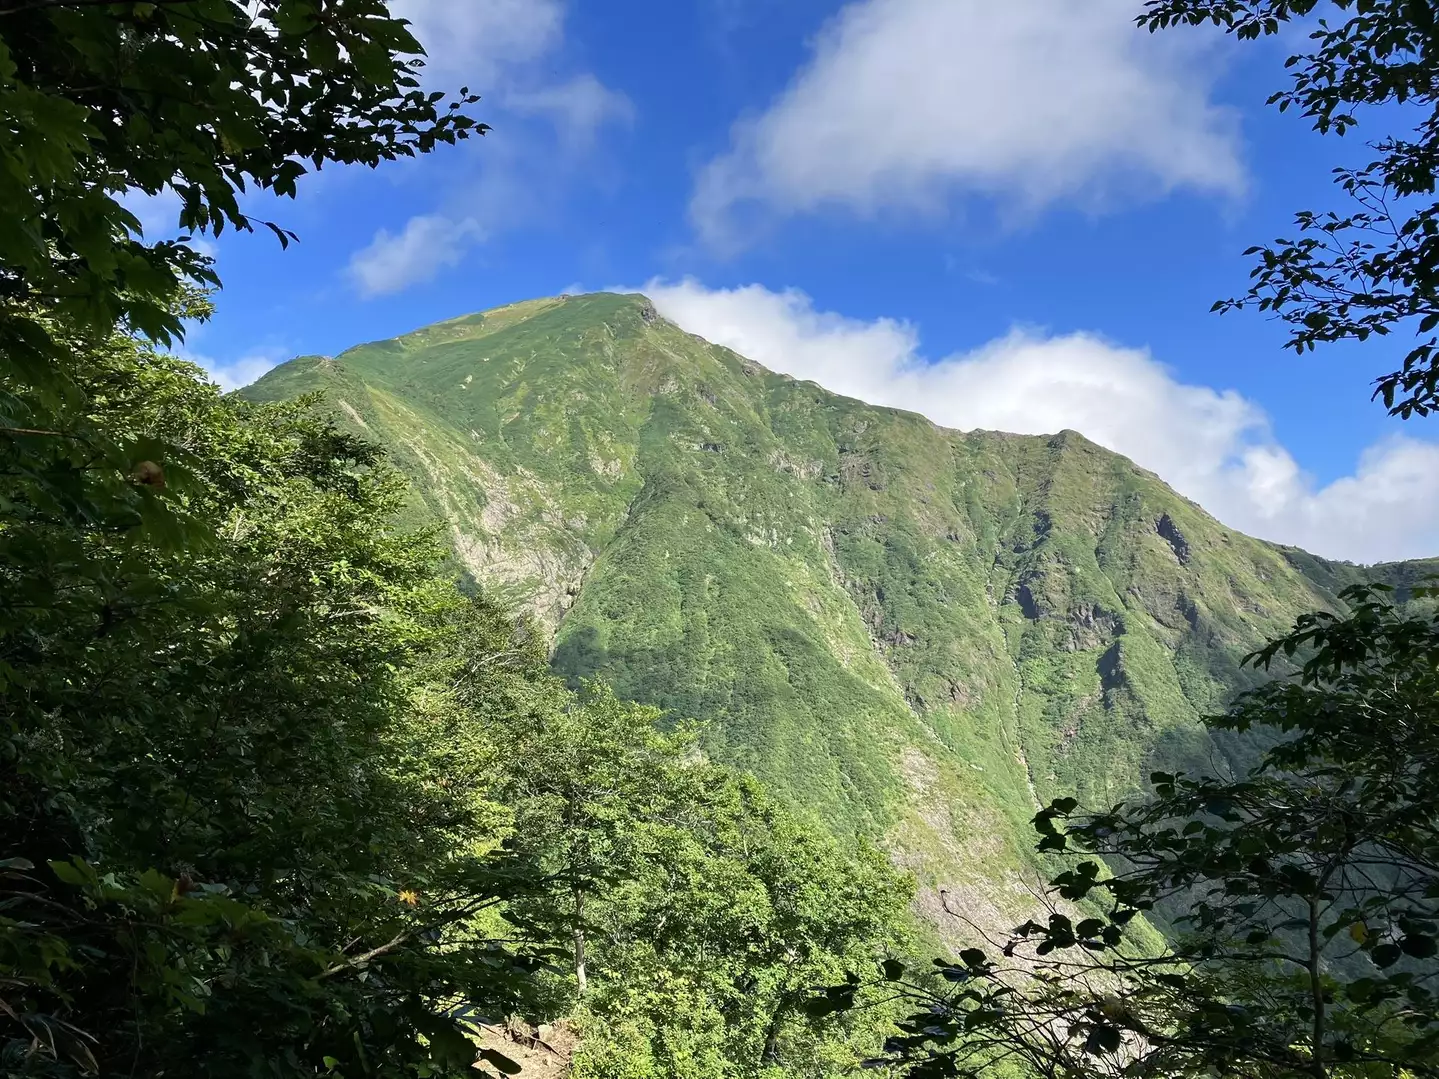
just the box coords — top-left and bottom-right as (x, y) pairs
(389, 0), (564, 89)
(692, 0), (1243, 249)
(174, 344), (288, 392)
(203, 353), (285, 392)
(643, 279), (1439, 564)
(348, 214), (483, 298)
(505, 75), (635, 151)
(351, 1), (630, 296)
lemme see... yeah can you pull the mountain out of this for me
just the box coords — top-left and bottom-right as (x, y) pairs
(243, 291), (1429, 942)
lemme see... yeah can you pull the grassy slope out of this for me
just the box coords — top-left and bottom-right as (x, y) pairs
(244, 292), (1431, 942)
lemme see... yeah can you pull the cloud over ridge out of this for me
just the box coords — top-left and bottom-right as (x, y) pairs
(645, 278), (1439, 564)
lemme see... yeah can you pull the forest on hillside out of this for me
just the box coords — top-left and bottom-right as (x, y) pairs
(3, 2), (1439, 1079)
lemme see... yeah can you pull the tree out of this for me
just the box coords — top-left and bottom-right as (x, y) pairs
(0, 0), (483, 379)
(557, 764), (915, 1079)
(835, 584), (1439, 1079)
(1140, 0), (1439, 416)
(1, 334), (548, 1077)
(616, 775), (913, 1079)
(481, 678), (917, 1079)
(490, 682), (698, 999)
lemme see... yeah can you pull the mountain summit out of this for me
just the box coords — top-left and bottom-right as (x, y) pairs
(244, 292), (1427, 939)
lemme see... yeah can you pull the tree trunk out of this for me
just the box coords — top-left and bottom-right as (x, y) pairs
(762, 1020), (780, 1066)
(573, 884), (588, 996)
(761, 988), (792, 1066)
(1308, 896), (1326, 1079)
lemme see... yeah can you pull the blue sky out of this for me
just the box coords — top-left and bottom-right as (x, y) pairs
(174, 0), (1439, 563)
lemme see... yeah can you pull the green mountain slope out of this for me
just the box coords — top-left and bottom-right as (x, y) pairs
(244, 292), (1430, 941)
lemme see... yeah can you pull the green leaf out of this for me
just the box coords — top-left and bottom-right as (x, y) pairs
(49, 858), (95, 886)
(422, 1018), (476, 1068)
(139, 867), (173, 899)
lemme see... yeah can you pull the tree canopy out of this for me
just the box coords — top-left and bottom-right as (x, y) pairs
(490, 688), (916, 1078)
(0, 0), (483, 378)
(1, 332), (554, 1076)
(1, 308), (917, 1078)
(1141, 0), (1439, 416)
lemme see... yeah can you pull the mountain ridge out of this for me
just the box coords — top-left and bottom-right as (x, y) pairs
(243, 290), (1432, 946)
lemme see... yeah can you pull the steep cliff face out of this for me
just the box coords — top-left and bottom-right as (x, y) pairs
(244, 291), (1423, 941)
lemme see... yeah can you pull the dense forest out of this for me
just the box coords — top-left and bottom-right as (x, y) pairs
(3, 323), (917, 1076)
(3, 2), (1439, 1079)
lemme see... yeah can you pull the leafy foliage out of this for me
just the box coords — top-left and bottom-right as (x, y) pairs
(1141, 0), (1439, 416)
(0, 333), (557, 1076)
(489, 689), (917, 1079)
(0, 324), (916, 1078)
(845, 584), (1439, 1079)
(491, 682), (699, 997)
(0, 0), (482, 380)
